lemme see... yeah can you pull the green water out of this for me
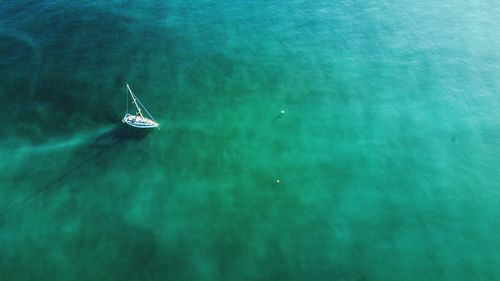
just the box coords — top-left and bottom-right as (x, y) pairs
(1, 1), (500, 280)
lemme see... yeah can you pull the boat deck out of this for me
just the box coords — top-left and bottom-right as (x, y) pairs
(122, 113), (159, 128)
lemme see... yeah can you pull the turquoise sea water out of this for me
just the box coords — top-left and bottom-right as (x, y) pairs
(1, 1), (500, 280)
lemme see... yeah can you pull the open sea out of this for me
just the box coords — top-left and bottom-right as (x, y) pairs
(1, 1), (500, 280)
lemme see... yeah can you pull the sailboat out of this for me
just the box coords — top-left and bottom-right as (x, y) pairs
(122, 83), (160, 129)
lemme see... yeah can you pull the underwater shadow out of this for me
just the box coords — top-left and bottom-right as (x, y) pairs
(91, 124), (152, 147)
(0, 125), (153, 219)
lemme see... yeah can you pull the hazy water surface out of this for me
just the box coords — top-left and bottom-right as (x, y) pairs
(1, 1), (500, 280)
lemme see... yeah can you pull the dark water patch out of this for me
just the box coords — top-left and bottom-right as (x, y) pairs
(1, 1), (189, 139)
(0, 212), (188, 281)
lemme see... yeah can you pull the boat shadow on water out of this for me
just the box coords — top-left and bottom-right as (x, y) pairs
(91, 124), (153, 147)
(0, 125), (154, 219)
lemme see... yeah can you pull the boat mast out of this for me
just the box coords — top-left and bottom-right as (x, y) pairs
(126, 83), (144, 118)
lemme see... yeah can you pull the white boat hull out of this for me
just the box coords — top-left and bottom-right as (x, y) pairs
(122, 113), (159, 129)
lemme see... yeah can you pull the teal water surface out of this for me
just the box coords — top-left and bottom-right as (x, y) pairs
(1, 1), (500, 280)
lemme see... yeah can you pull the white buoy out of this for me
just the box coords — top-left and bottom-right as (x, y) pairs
(281, 110), (285, 114)
(276, 179), (280, 183)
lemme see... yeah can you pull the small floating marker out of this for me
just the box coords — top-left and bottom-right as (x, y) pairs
(276, 179), (280, 184)
(272, 110), (285, 121)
